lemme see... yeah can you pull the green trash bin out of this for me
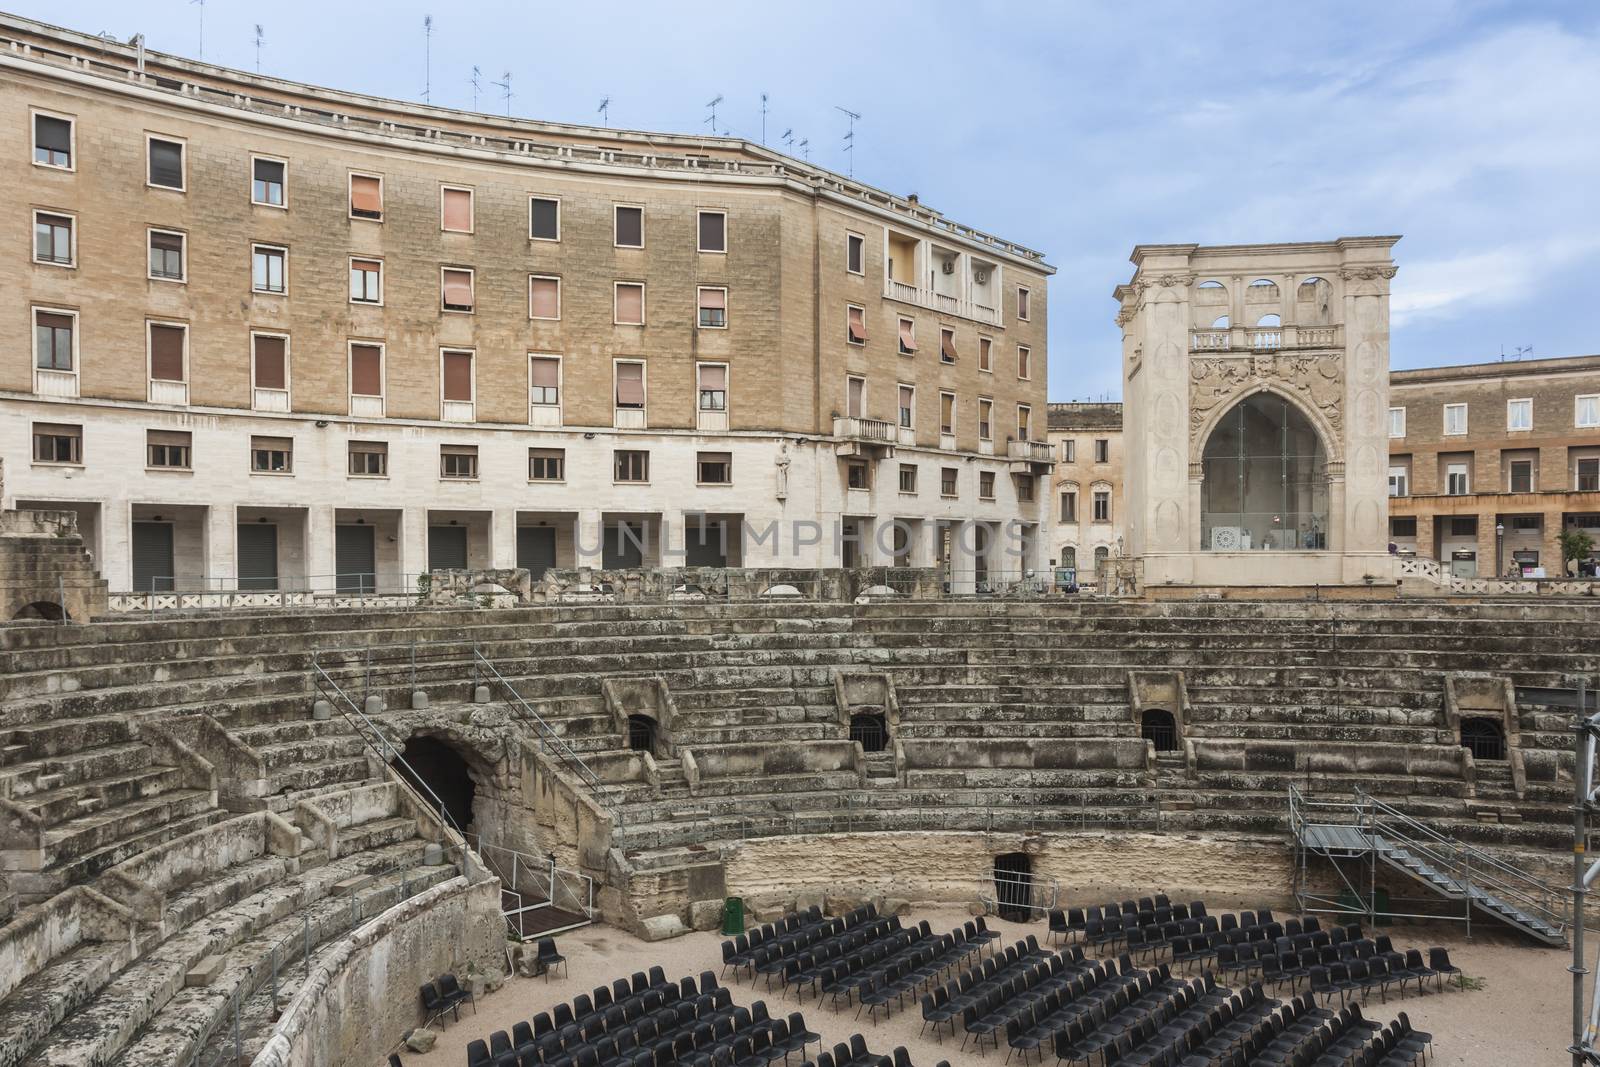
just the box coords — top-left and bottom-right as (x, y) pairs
(1372, 887), (1392, 926)
(721, 896), (745, 936)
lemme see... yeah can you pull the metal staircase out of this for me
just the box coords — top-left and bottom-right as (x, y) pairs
(1289, 785), (1567, 946)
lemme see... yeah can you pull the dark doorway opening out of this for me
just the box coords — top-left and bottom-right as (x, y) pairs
(1460, 717), (1507, 761)
(1141, 709), (1179, 752)
(993, 852), (1033, 921)
(391, 735), (476, 832)
(13, 601), (68, 621)
(849, 713), (889, 753)
(627, 715), (657, 754)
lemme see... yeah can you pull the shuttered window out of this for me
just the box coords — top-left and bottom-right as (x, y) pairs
(32, 422), (81, 464)
(442, 350), (473, 402)
(147, 430), (192, 469)
(530, 357), (560, 405)
(615, 283), (644, 325)
(350, 258), (382, 303)
(148, 137), (184, 189)
(847, 306), (866, 345)
(148, 324), (187, 382)
(250, 435), (292, 473)
(350, 174), (382, 219)
(698, 287), (726, 328)
(529, 197), (559, 240)
(698, 364), (727, 411)
(697, 211), (726, 253)
(615, 205), (643, 247)
(34, 114), (72, 167)
(529, 276), (560, 319)
(350, 344), (383, 396)
(441, 187), (473, 232)
(252, 157), (285, 206)
(615, 363), (645, 408)
(252, 335), (287, 389)
(149, 230), (185, 280)
(442, 269), (474, 312)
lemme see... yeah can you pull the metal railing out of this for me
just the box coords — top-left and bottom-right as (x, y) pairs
(981, 869), (1061, 920)
(467, 836), (596, 939)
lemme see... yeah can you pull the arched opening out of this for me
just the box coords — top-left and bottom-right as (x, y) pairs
(1211, 315), (1231, 328)
(1256, 313), (1281, 327)
(848, 712), (888, 753)
(1141, 709), (1179, 752)
(13, 601), (68, 621)
(627, 714), (657, 754)
(1061, 546), (1077, 570)
(1201, 393), (1328, 551)
(390, 735), (476, 833)
(1460, 717), (1506, 761)
(993, 852), (1033, 921)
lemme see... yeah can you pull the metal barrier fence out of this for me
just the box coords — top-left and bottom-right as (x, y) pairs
(466, 836), (596, 939)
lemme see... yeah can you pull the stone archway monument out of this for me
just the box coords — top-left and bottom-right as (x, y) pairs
(1115, 237), (1400, 590)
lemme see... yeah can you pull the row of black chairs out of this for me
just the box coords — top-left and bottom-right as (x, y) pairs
(1056, 979), (1277, 1067)
(771, 919), (923, 1000)
(800, 1037), (946, 1067)
(1252, 943), (1462, 1001)
(921, 945), (1094, 1042)
(957, 951), (1118, 1048)
(421, 972), (477, 1026)
(849, 928), (988, 1021)
(746, 917), (905, 988)
(1252, 997), (1376, 1067)
(723, 905), (874, 978)
(1006, 966), (1214, 1060)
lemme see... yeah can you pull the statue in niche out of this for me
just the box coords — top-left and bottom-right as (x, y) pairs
(774, 441), (791, 501)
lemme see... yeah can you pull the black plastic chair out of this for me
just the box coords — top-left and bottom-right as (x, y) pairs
(1427, 947), (1463, 991)
(438, 973), (476, 1016)
(537, 937), (568, 981)
(466, 1039), (490, 1066)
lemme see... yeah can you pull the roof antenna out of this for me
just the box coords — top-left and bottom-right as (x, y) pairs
(190, 0), (204, 60)
(760, 92), (768, 145)
(705, 94), (723, 136)
(1502, 344), (1532, 362)
(253, 24), (264, 73)
(781, 128), (793, 149)
(598, 96), (611, 128)
(470, 66), (481, 111)
(835, 105), (861, 177)
(422, 15), (433, 104)
(799, 137), (810, 161)
(492, 70), (513, 116)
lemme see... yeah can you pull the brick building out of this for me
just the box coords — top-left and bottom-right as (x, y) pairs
(1045, 402), (1125, 580)
(3, 14), (1054, 594)
(1387, 354), (1600, 577)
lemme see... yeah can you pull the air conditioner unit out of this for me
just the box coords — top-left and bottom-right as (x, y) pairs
(941, 260), (955, 275)
(974, 270), (989, 284)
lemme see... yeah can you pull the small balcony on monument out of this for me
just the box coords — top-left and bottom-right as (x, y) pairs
(1188, 276), (1343, 352)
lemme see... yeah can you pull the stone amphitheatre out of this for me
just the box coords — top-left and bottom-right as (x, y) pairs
(2, 504), (1596, 1066)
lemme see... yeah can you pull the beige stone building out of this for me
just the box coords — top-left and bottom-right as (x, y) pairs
(2, 14), (1054, 594)
(1387, 354), (1600, 576)
(1045, 402), (1124, 581)
(1116, 238), (1399, 589)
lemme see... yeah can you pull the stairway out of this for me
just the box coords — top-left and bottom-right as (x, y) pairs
(1377, 838), (1566, 945)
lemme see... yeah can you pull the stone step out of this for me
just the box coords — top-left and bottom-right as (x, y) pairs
(22, 765), (187, 829)
(264, 756), (373, 798)
(0, 742), (153, 798)
(45, 798), (225, 893)
(0, 941), (135, 1067)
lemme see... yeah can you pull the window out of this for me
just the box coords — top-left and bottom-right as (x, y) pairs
(1388, 407), (1406, 438)
(31, 422), (81, 464)
(1016, 475), (1035, 502)
(148, 229), (185, 281)
(350, 258), (382, 304)
(529, 275), (560, 320)
(1509, 460), (1533, 494)
(1060, 490), (1078, 523)
(615, 361), (645, 410)
(529, 196), (560, 241)
(940, 328), (957, 364)
(440, 444), (478, 479)
(1387, 467), (1408, 497)
(898, 318), (917, 355)
(698, 363), (727, 411)
(1447, 463), (1469, 496)
(441, 268), (474, 312)
(1578, 458), (1600, 492)
(251, 156), (285, 207)
(33, 211), (74, 266)
(1507, 398), (1532, 432)
(147, 136), (185, 190)
(250, 435), (292, 473)
(1093, 490), (1111, 522)
(941, 468), (958, 497)
(1062, 440), (1076, 463)
(1512, 515), (1540, 531)
(1450, 516), (1477, 537)
(349, 343), (384, 401)
(898, 385), (914, 429)
(978, 398), (993, 440)
(1017, 405), (1033, 441)
(697, 451), (732, 484)
(349, 173), (383, 220)
(614, 205), (643, 248)
(33, 112), (73, 168)
(251, 333), (288, 396)
(33, 309), (74, 371)
(846, 461), (869, 490)
(252, 244), (287, 294)
(846, 232), (864, 275)
(978, 337), (992, 372)
(615, 282), (645, 325)
(698, 210), (726, 253)
(846, 376), (865, 419)
(898, 464), (918, 494)
(147, 430), (191, 470)
(1443, 403), (1467, 436)
(698, 286), (727, 328)
(348, 440), (387, 476)
(530, 356), (561, 406)
(441, 186), (474, 233)
(615, 449), (649, 482)
(939, 392), (955, 436)
(441, 348), (474, 405)
(979, 471), (996, 499)
(847, 305), (866, 345)
(1578, 395), (1600, 429)
(1391, 517), (1417, 538)
(1017, 345), (1032, 380)
(529, 447), (565, 481)
(148, 323), (187, 383)
(1016, 286), (1031, 321)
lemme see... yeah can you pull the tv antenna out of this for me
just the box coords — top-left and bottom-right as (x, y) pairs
(1502, 344), (1533, 362)
(470, 66), (481, 111)
(253, 24), (263, 72)
(799, 137), (810, 160)
(492, 71), (513, 116)
(705, 95), (723, 135)
(781, 128), (793, 149)
(835, 105), (861, 176)
(190, 0), (204, 60)
(760, 92), (769, 144)
(598, 96), (611, 128)
(422, 16), (433, 103)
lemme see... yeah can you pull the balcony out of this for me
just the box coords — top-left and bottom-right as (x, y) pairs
(833, 416), (896, 459)
(883, 280), (1002, 326)
(1189, 324), (1343, 353)
(1008, 439), (1054, 472)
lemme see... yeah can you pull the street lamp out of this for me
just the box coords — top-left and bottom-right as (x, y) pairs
(1496, 521), (1505, 576)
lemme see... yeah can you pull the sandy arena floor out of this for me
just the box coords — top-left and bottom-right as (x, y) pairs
(402, 906), (1586, 1067)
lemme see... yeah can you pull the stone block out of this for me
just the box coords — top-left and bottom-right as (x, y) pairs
(312, 700), (331, 721)
(641, 914), (690, 942)
(882, 897), (912, 917)
(689, 899), (722, 931)
(474, 686), (491, 704)
(334, 874), (375, 896)
(404, 1028), (438, 1053)
(412, 690), (430, 710)
(185, 955), (226, 987)
(423, 842), (444, 865)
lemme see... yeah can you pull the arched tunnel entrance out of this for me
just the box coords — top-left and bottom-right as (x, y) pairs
(993, 852), (1034, 921)
(390, 735), (477, 833)
(13, 600), (68, 621)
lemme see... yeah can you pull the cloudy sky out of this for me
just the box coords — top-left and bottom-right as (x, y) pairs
(22, 1), (1599, 400)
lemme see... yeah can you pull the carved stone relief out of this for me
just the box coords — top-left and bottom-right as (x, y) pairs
(1188, 353), (1345, 450)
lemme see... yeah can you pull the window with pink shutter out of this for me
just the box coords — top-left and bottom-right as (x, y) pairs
(442, 269), (473, 312)
(530, 276), (560, 319)
(350, 344), (383, 396)
(253, 335), (286, 389)
(530, 357), (560, 405)
(615, 362), (645, 408)
(615, 283), (644, 325)
(441, 187), (473, 232)
(847, 306), (865, 345)
(149, 324), (186, 381)
(442, 350), (473, 401)
(350, 174), (382, 219)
